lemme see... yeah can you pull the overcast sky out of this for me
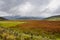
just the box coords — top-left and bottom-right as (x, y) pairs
(0, 0), (60, 18)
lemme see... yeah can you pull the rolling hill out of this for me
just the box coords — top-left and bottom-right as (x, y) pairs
(45, 15), (60, 21)
(2, 15), (60, 20)
(0, 17), (7, 20)
(4, 16), (43, 20)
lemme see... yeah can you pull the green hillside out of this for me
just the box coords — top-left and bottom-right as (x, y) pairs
(45, 15), (60, 21)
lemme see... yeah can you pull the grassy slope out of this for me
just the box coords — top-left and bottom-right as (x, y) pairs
(45, 15), (60, 21)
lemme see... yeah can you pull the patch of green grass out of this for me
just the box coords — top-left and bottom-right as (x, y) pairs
(0, 21), (25, 28)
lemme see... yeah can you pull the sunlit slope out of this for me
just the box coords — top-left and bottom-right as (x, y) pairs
(45, 15), (60, 21)
(0, 21), (25, 28)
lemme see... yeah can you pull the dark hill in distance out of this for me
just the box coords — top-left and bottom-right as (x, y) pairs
(3, 15), (60, 20)
(0, 17), (7, 21)
(44, 15), (60, 21)
(4, 16), (43, 20)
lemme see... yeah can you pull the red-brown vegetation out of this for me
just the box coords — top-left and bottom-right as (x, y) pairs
(16, 20), (60, 33)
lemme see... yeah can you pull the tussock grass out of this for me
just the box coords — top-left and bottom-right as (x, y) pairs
(0, 21), (60, 40)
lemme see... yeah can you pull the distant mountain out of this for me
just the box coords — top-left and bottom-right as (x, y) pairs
(0, 17), (7, 20)
(4, 16), (43, 20)
(44, 15), (60, 21)
(4, 16), (20, 20)
(16, 17), (43, 20)
(3, 15), (60, 20)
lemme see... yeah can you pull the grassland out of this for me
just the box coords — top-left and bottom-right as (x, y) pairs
(0, 21), (25, 28)
(0, 20), (60, 40)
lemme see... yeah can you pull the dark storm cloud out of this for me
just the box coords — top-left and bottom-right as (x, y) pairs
(0, 0), (24, 12)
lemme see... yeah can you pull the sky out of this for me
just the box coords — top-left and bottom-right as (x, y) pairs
(0, 0), (60, 18)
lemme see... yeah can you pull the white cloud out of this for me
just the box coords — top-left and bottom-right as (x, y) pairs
(47, 0), (60, 11)
(0, 0), (5, 9)
(1, 0), (60, 18)
(0, 11), (11, 17)
(19, 2), (32, 12)
(9, 2), (35, 16)
(18, 2), (35, 16)
(38, 0), (60, 18)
